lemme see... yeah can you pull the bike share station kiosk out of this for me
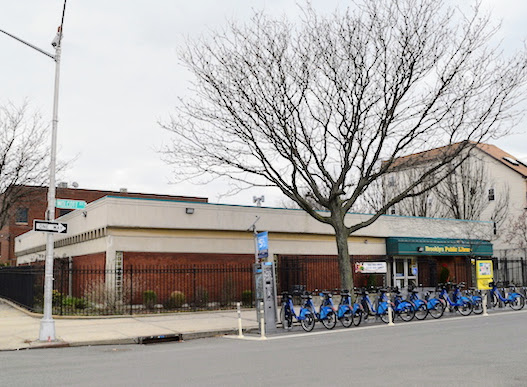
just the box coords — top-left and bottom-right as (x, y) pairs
(254, 231), (278, 334)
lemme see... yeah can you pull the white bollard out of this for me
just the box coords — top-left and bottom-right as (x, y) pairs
(259, 301), (267, 340)
(482, 292), (489, 317)
(387, 293), (395, 326)
(237, 302), (244, 338)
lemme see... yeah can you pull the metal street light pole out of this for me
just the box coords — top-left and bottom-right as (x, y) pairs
(0, 0), (67, 342)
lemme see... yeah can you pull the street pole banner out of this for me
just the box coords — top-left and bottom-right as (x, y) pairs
(257, 231), (268, 260)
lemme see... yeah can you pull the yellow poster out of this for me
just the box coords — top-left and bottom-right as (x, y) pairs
(476, 260), (493, 290)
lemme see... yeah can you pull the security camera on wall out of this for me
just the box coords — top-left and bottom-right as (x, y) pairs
(253, 195), (265, 206)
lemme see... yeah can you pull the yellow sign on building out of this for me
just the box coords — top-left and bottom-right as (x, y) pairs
(476, 260), (493, 290)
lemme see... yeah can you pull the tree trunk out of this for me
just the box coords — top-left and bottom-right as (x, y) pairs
(334, 224), (353, 290)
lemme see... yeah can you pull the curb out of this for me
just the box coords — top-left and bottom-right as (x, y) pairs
(1, 327), (260, 351)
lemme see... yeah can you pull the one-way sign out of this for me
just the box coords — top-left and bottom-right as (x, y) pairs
(33, 220), (68, 234)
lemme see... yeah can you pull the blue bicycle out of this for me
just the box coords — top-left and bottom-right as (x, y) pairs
(279, 291), (316, 332)
(390, 287), (416, 322)
(356, 287), (392, 324)
(438, 282), (473, 316)
(466, 287), (483, 315)
(337, 289), (363, 327)
(295, 291), (337, 331)
(489, 281), (525, 310)
(408, 287), (445, 319)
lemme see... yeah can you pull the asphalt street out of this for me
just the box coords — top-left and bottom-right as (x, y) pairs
(1, 309), (526, 386)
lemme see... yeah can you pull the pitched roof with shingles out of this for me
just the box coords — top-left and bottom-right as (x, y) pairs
(475, 143), (527, 178)
(389, 141), (527, 178)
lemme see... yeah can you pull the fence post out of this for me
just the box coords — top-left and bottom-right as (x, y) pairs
(129, 265), (133, 315)
(60, 261), (64, 316)
(521, 258), (526, 287)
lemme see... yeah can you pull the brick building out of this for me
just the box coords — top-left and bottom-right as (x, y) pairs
(15, 196), (494, 291)
(0, 185), (207, 265)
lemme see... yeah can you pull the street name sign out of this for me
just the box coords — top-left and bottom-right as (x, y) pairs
(33, 220), (68, 234)
(55, 198), (87, 210)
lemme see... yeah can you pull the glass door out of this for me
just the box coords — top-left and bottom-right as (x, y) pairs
(393, 257), (417, 289)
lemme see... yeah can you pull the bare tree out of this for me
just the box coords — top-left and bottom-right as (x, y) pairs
(394, 154), (510, 227)
(0, 103), (50, 229)
(434, 157), (509, 224)
(161, 0), (527, 289)
(505, 210), (527, 250)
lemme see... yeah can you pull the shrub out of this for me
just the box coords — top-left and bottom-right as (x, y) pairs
(62, 296), (88, 310)
(241, 290), (253, 307)
(52, 290), (63, 306)
(164, 291), (186, 309)
(194, 286), (209, 307)
(142, 290), (157, 309)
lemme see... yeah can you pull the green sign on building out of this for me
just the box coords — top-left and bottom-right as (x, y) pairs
(386, 237), (493, 256)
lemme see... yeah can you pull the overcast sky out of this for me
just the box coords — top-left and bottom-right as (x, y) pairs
(1, 0), (526, 206)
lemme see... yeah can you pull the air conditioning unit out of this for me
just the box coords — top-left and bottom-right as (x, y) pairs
(57, 182), (68, 188)
(120, 188), (128, 193)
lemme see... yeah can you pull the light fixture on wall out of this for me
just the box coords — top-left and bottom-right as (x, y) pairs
(417, 247), (424, 252)
(185, 208), (195, 215)
(82, 211), (87, 217)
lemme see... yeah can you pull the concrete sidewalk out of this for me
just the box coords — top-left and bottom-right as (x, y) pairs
(0, 299), (259, 351)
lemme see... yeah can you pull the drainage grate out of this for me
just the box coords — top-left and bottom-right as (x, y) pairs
(137, 333), (183, 345)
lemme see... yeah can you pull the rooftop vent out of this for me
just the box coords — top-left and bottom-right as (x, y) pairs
(503, 157), (520, 166)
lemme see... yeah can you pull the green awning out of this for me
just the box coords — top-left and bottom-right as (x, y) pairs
(386, 237), (493, 256)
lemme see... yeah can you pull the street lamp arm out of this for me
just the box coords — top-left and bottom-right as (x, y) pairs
(0, 28), (55, 60)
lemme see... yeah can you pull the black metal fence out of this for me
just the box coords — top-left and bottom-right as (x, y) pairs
(492, 258), (527, 287)
(3, 257), (525, 316)
(0, 263), (255, 316)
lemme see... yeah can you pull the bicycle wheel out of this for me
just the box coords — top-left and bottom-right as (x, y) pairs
(509, 294), (525, 311)
(341, 310), (353, 328)
(321, 310), (337, 330)
(457, 300), (473, 316)
(491, 293), (499, 308)
(399, 304), (415, 322)
(415, 304), (428, 320)
(280, 306), (293, 330)
(380, 308), (394, 324)
(472, 299), (483, 315)
(300, 312), (315, 332)
(352, 309), (362, 327)
(428, 300), (445, 319)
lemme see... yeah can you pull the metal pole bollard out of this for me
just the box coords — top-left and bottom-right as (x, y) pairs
(237, 302), (244, 338)
(482, 292), (489, 317)
(236, 302), (243, 338)
(259, 300), (267, 340)
(387, 293), (394, 326)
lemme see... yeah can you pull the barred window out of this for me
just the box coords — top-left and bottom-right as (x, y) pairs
(15, 208), (29, 224)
